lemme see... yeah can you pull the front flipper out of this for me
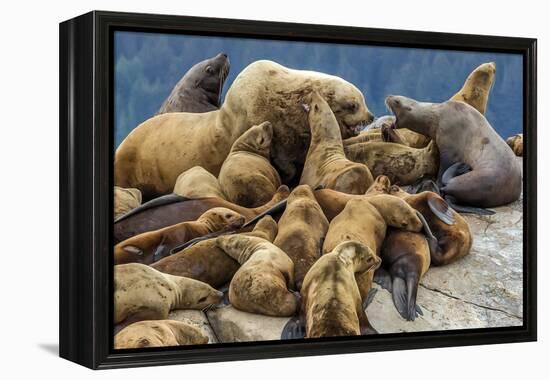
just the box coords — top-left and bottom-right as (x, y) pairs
(427, 194), (455, 225)
(281, 317), (306, 340)
(391, 275), (421, 321)
(441, 162), (471, 186)
(415, 211), (439, 259)
(114, 193), (190, 223)
(444, 195), (496, 216)
(373, 268), (393, 292)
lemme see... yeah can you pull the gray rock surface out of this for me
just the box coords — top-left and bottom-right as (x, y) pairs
(168, 310), (219, 343)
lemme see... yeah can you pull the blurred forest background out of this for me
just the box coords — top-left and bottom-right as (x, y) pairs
(114, 31), (523, 147)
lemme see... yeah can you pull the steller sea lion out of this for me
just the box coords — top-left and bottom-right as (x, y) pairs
(450, 62), (496, 115)
(273, 185), (329, 289)
(113, 185), (290, 243)
(216, 234), (297, 317)
(114, 207), (245, 265)
(386, 95), (521, 210)
(114, 186), (142, 219)
(152, 215), (278, 288)
(218, 121), (281, 207)
(300, 91), (373, 194)
(157, 53), (230, 114)
(114, 320), (208, 349)
(173, 166), (226, 199)
(115, 60), (373, 199)
(506, 133), (523, 156)
(114, 263), (223, 328)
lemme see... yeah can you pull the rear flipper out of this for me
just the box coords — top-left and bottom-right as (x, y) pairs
(415, 210), (439, 259)
(281, 316), (305, 340)
(441, 162), (472, 186)
(392, 275), (422, 321)
(406, 177), (440, 195)
(362, 287), (378, 311)
(444, 195), (495, 216)
(374, 268), (393, 292)
(427, 194), (455, 225)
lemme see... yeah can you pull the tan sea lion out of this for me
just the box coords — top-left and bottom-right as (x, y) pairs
(218, 121), (281, 207)
(152, 215), (278, 288)
(114, 207), (245, 265)
(343, 116), (430, 148)
(114, 320), (208, 349)
(115, 60), (373, 199)
(113, 185), (290, 243)
(506, 133), (523, 156)
(114, 186), (142, 219)
(301, 241), (381, 338)
(273, 185), (329, 289)
(173, 166), (225, 199)
(300, 91), (373, 194)
(157, 53), (230, 114)
(450, 62), (496, 115)
(386, 95), (521, 210)
(216, 235), (297, 317)
(114, 263), (223, 328)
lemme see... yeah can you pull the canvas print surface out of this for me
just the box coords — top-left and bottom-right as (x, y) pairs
(112, 31), (524, 349)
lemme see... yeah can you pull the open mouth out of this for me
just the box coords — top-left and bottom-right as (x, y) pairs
(343, 120), (369, 136)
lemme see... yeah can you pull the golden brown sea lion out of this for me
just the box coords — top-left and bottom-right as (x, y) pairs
(114, 186), (142, 219)
(173, 166), (225, 199)
(114, 207), (245, 265)
(115, 60), (374, 199)
(344, 117), (431, 148)
(300, 91), (373, 194)
(450, 62), (496, 115)
(151, 215), (278, 288)
(301, 241), (381, 337)
(114, 320), (208, 349)
(273, 185), (329, 289)
(506, 133), (523, 156)
(218, 121), (281, 207)
(216, 235), (297, 317)
(114, 263), (223, 328)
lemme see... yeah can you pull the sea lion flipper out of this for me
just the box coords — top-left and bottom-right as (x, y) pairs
(152, 244), (169, 263)
(415, 304), (424, 316)
(427, 194), (455, 225)
(217, 284), (231, 306)
(444, 195), (496, 216)
(281, 317), (305, 340)
(373, 268), (393, 292)
(392, 276), (420, 321)
(242, 199), (288, 228)
(114, 193), (189, 223)
(441, 162), (471, 185)
(362, 287), (378, 310)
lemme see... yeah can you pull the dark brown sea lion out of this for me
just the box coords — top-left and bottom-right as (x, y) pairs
(273, 185), (329, 289)
(113, 185), (290, 243)
(506, 133), (523, 156)
(157, 53), (230, 114)
(114, 320), (208, 349)
(151, 216), (278, 288)
(114, 207), (245, 265)
(300, 91), (373, 194)
(386, 95), (521, 210)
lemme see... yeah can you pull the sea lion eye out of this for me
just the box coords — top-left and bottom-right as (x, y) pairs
(205, 65), (214, 74)
(225, 214), (232, 218)
(347, 102), (358, 112)
(198, 296), (207, 303)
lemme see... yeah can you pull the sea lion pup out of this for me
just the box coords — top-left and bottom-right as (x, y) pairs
(323, 195), (424, 305)
(218, 121), (281, 207)
(386, 95), (522, 210)
(114, 186), (142, 219)
(216, 235), (297, 317)
(114, 207), (245, 265)
(300, 91), (374, 194)
(152, 216), (278, 288)
(506, 133), (523, 156)
(113, 185), (290, 243)
(389, 185), (472, 266)
(344, 139), (439, 185)
(157, 53), (230, 114)
(114, 320), (208, 349)
(450, 61), (496, 115)
(114, 263), (223, 328)
(173, 166), (225, 199)
(301, 241), (381, 338)
(273, 185), (329, 289)
(115, 60), (373, 199)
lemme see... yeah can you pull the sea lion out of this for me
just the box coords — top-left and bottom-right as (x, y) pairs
(115, 60), (373, 199)
(216, 235), (297, 317)
(273, 185), (329, 289)
(344, 117), (431, 148)
(386, 95), (522, 209)
(389, 185), (472, 266)
(114, 263), (223, 327)
(300, 91), (373, 194)
(114, 207), (245, 265)
(113, 185), (290, 243)
(157, 53), (230, 114)
(344, 139), (439, 185)
(506, 133), (523, 156)
(450, 62), (496, 115)
(323, 195), (424, 304)
(218, 121), (281, 207)
(173, 166), (225, 199)
(152, 215), (278, 288)
(114, 320), (208, 349)
(300, 241), (381, 338)
(114, 186), (142, 219)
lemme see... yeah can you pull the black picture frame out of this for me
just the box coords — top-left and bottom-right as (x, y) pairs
(59, 10), (537, 370)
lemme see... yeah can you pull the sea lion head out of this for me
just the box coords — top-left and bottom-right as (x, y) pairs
(288, 184), (316, 203)
(333, 240), (381, 274)
(365, 175), (392, 195)
(364, 115), (396, 131)
(231, 121), (273, 157)
(198, 207), (246, 231)
(385, 95), (436, 136)
(174, 276), (224, 310)
(367, 194), (423, 231)
(468, 62), (496, 91)
(186, 53), (230, 107)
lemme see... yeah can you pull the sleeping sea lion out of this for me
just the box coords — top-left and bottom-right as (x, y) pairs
(173, 166), (226, 199)
(114, 320), (208, 349)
